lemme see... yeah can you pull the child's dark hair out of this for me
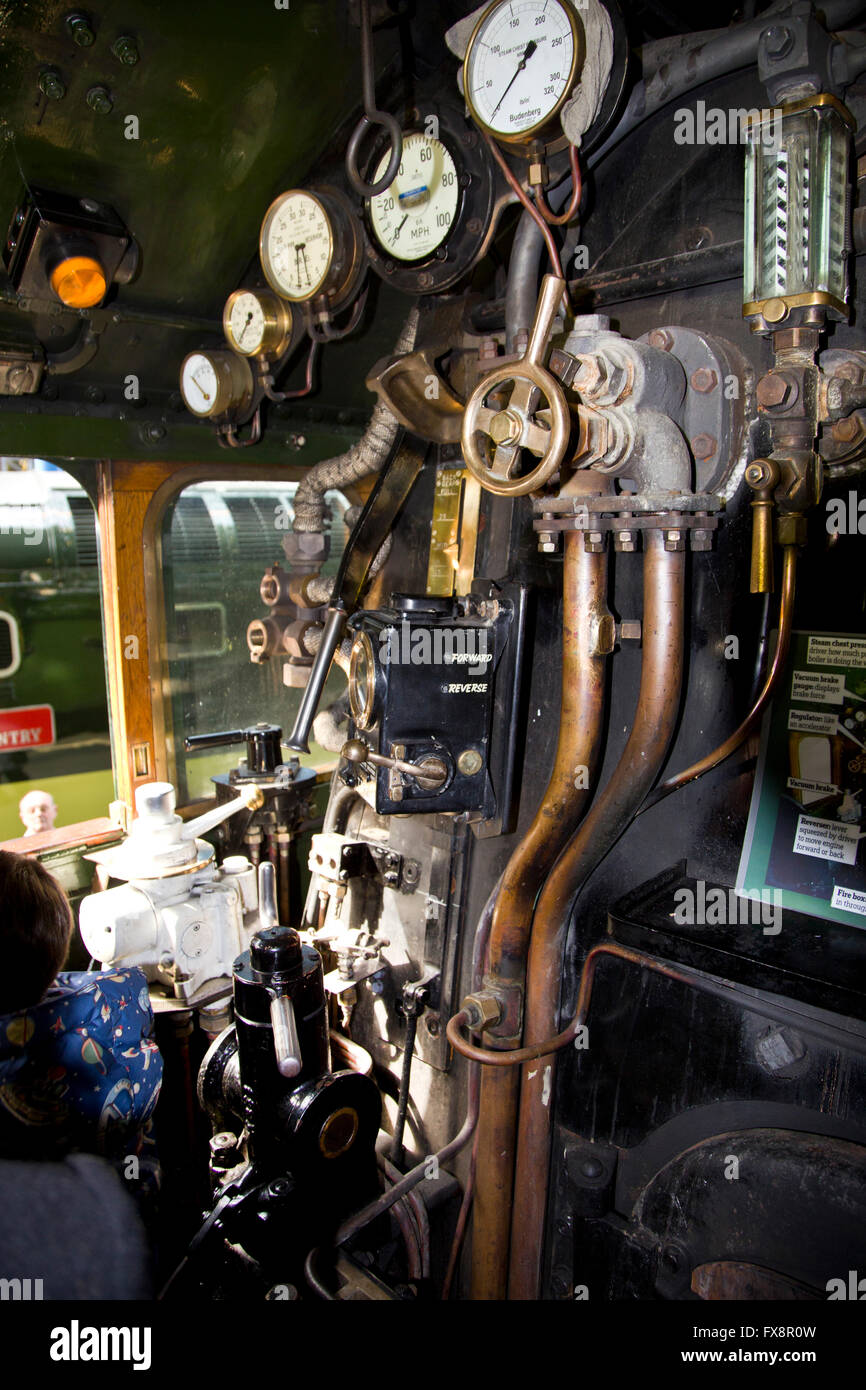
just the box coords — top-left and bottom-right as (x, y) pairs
(0, 851), (74, 1014)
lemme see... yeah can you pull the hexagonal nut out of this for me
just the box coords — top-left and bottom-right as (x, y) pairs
(461, 992), (502, 1032)
(690, 367), (718, 394)
(282, 659), (313, 688)
(833, 359), (865, 386)
(574, 354), (608, 398)
(663, 529), (685, 552)
(647, 329), (674, 351)
(756, 373), (796, 410)
(528, 159), (548, 186)
(613, 530), (636, 553)
(619, 620), (642, 641)
(281, 619), (317, 659)
(690, 528), (714, 552)
(690, 433), (717, 462)
(584, 531), (606, 553)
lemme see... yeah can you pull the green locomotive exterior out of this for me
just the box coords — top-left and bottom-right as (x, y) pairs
(0, 469), (346, 839)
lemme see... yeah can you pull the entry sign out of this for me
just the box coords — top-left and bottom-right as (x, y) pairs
(0, 704), (56, 750)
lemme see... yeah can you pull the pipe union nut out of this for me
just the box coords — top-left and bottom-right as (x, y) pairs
(461, 992), (502, 1033)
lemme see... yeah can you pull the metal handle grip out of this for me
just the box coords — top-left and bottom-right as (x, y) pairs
(285, 606), (347, 753)
(270, 994), (302, 1079)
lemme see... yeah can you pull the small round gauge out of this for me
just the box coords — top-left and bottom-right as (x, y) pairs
(368, 131), (460, 263)
(179, 350), (254, 419)
(223, 288), (294, 359)
(260, 190), (335, 302)
(349, 632), (377, 730)
(464, 0), (582, 144)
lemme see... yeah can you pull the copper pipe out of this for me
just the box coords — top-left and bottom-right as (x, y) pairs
(510, 531), (686, 1300)
(471, 513), (611, 1301)
(648, 544), (796, 804)
(483, 131), (566, 282)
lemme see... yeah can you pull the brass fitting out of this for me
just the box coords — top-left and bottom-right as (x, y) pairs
(461, 991), (503, 1033)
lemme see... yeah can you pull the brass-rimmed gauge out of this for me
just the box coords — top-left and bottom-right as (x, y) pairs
(259, 187), (362, 307)
(463, 0), (582, 145)
(348, 631), (377, 730)
(367, 131), (460, 263)
(179, 349), (254, 419)
(222, 288), (294, 359)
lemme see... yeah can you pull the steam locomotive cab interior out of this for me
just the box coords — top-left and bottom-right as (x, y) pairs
(1, 0), (866, 1312)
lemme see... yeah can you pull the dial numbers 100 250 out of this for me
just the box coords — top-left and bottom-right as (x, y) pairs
(465, 0), (578, 141)
(368, 132), (460, 263)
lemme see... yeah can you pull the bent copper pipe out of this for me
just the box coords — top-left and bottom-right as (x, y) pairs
(645, 544), (797, 808)
(471, 511), (611, 1301)
(509, 530), (686, 1301)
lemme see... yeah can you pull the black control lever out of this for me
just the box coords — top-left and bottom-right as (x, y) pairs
(285, 434), (427, 753)
(185, 723), (283, 776)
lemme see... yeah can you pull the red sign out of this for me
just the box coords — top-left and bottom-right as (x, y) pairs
(0, 705), (56, 751)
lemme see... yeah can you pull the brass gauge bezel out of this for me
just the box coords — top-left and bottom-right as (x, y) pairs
(463, 0), (583, 147)
(348, 631), (377, 731)
(259, 189), (335, 303)
(222, 288), (294, 359)
(179, 349), (254, 420)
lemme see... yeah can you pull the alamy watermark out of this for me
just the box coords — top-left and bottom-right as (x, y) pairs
(673, 881), (783, 935)
(379, 622), (492, 678)
(673, 101), (783, 149)
(0, 512), (42, 546)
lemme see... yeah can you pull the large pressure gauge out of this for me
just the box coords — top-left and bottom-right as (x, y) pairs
(368, 131), (460, 263)
(464, 0), (582, 143)
(222, 288), (294, 359)
(259, 188), (362, 308)
(180, 349), (254, 419)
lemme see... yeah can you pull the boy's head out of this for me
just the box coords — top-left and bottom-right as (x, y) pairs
(0, 851), (73, 1014)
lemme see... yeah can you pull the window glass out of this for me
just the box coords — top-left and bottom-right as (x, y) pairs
(161, 480), (350, 804)
(0, 461), (112, 841)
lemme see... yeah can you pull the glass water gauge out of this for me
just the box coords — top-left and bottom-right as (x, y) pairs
(259, 188), (362, 308)
(222, 288), (294, 359)
(367, 130), (460, 263)
(463, 0), (582, 144)
(179, 350), (254, 419)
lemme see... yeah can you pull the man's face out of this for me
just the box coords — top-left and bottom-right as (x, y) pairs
(19, 793), (57, 835)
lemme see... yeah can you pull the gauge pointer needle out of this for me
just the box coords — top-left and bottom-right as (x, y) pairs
(490, 39), (537, 121)
(393, 214), (408, 242)
(295, 243), (310, 286)
(237, 312), (253, 344)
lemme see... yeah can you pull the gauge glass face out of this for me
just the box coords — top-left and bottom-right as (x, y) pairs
(260, 191), (333, 301)
(368, 132), (460, 262)
(465, 0), (577, 140)
(225, 291), (267, 356)
(349, 633), (376, 730)
(181, 352), (219, 416)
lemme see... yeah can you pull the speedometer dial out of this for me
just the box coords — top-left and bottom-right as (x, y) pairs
(464, 0), (581, 143)
(368, 131), (460, 263)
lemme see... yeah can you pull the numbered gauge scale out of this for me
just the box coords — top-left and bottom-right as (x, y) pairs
(463, 0), (583, 147)
(222, 288), (295, 360)
(179, 349), (254, 420)
(363, 104), (499, 295)
(259, 187), (363, 313)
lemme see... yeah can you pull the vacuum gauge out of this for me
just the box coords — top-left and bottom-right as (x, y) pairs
(259, 188), (362, 307)
(179, 350), (254, 419)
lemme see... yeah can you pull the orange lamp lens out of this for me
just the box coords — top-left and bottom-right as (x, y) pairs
(49, 255), (107, 308)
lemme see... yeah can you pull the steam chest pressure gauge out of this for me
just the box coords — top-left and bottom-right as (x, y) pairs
(223, 288), (294, 359)
(180, 350), (254, 419)
(464, 0), (582, 143)
(259, 188), (362, 309)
